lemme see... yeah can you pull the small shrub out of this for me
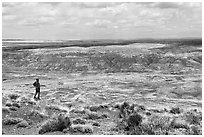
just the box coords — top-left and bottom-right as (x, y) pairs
(129, 104), (135, 112)
(58, 113), (72, 128)
(20, 97), (36, 105)
(27, 100), (37, 105)
(170, 107), (182, 114)
(171, 117), (189, 129)
(184, 111), (202, 125)
(127, 125), (154, 135)
(188, 125), (202, 135)
(121, 102), (130, 109)
(29, 110), (48, 119)
(127, 113), (143, 127)
(89, 104), (109, 112)
(72, 118), (86, 125)
(5, 102), (12, 107)
(92, 122), (100, 127)
(69, 124), (93, 134)
(89, 106), (99, 112)
(119, 102), (130, 118)
(45, 105), (62, 111)
(8, 94), (20, 100)
(100, 113), (108, 119)
(38, 113), (71, 134)
(12, 102), (21, 108)
(99, 104), (109, 109)
(2, 107), (10, 114)
(84, 112), (101, 120)
(3, 117), (24, 125)
(138, 123), (155, 135)
(58, 82), (64, 85)
(114, 104), (121, 109)
(127, 115), (171, 135)
(39, 118), (61, 134)
(150, 109), (163, 113)
(115, 112), (143, 134)
(148, 115), (171, 130)
(9, 106), (18, 111)
(146, 112), (151, 116)
(137, 105), (146, 111)
(70, 109), (86, 114)
(164, 108), (168, 112)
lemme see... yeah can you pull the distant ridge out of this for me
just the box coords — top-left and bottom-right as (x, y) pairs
(2, 38), (202, 51)
(2, 37), (202, 42)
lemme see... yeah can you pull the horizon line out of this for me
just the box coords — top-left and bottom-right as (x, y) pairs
(2, 37), (202, 41)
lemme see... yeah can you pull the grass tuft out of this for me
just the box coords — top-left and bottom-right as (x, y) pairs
(38, 113), (71, 134)
(72, 118), (86, 125)
(69, 124), (93, 134)
(170, 107), (182, 114)
(8, 94), (20, 100)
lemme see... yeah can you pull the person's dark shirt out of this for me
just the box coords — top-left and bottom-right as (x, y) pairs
(33, 82), (40, 90)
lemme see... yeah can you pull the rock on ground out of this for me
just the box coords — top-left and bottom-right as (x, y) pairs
(16, 120), (29, 128)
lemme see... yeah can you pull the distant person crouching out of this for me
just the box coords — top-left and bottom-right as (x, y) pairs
(33, 78), (40, 100)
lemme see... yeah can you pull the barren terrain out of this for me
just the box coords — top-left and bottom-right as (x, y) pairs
(2, 39), (202, 135)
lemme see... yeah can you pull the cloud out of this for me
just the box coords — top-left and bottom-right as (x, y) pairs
(2, 2), (202, 40)
(137, 2), (201, 9)
(85, 19), (112, 28)
(72, 2), (118, 9)
(150, 2), (183, 9)
(18, 16), (55, 27)
(3, 15), (17, 20)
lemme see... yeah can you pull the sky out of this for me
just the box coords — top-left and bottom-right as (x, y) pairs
(2, 2), (202, 40)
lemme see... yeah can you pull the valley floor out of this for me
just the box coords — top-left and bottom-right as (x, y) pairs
(2, 41), (202, 135)
(2, 69), (202, 135)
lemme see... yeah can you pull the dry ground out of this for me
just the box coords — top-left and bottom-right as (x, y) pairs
(2, 42), (202, 135)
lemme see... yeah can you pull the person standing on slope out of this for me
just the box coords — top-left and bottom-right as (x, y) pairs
(33, 78), (41, 100)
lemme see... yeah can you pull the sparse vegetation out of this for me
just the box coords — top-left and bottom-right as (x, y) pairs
(9, 106), (18, 111)
(69, 124), (93, 134)
(38, 113), (71, 134)
(113, 101), (202, 135)
(3, 39), (201, 74)
(29, 109), (48, 119)
(72, 118), (86, 125)
(45, 105), (67, 113)
(8, 94), (20, 100)
(170, 107), (182, 114)
(2, 107), (11, 114)
(84, 111), (107, 120)
(2, 39), (202, 135)
(171, 117), (189, 129)
(183, 110), (202, 125)
(3, 117), (24, 125)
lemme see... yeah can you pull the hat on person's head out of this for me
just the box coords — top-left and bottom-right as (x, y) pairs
(36, 78), (39, 81)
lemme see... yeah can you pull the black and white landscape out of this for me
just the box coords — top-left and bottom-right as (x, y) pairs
(2, 2), (202, 135)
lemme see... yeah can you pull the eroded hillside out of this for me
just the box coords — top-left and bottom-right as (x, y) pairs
(2, 40), (202, 135)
